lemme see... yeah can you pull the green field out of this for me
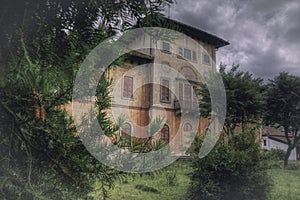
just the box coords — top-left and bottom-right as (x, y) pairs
(108, 161), (192, 200)
(90, 160), (300, 200)
(267, 162), (300, 200)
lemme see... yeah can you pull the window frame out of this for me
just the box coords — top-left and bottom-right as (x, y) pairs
(202, 53), (211, 65)
(160, 123), (171, 144)
(122, 75), (134, 100)
(160, 77), (171, 103)
(178, 46), (197, 62)
(121, 122), (133, 147)
(183, 48), (192, 61)
(162, 41), (171, 53)
(177, 81), (198, 108)
(263, 138), (267, 146)
(182, 122), (193, 145)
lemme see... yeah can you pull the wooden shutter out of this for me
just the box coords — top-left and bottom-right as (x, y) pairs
(184, 84), (192, 109)
(192, 51), (197, 62)
(178, 47), (183, 58)
(192, 85), (198, 108)
(161, 79), (170, 102)
(179, 82), (183, 102)
(123, 76), (133, 98)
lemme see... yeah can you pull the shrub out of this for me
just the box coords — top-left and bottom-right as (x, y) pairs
(188, 132), (271, 200)
(269, 149), (286, 161)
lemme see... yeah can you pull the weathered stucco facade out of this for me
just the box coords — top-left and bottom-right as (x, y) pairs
(106, 18), (229, 154)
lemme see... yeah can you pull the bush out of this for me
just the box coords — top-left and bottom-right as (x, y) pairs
(188, 132), (271, 200)
(269, 149), (286, 161)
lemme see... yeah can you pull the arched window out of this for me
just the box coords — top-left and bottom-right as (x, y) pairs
(160, 124), (170, 144)
(183, 123), (192, 132)
(121, 122), (132, 147)
(182, 122), (193, 145)
(179, 66), (197, 81)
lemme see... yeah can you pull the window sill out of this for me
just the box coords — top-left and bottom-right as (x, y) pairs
(202, 62), (211, 66)
(122, 97), (135, 101)
(161, 50), (172, 54)
(160, 100), (171, 104)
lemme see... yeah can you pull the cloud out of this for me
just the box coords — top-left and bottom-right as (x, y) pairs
(170, 0), (300, 79)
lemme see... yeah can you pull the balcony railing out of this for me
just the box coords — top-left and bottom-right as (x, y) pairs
(174, 100), (200, 116)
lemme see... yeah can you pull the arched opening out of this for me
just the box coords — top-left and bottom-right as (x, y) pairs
(182, 122), (193, 145)
(179, 66), (198, 82)
(160, 124), (170, 144)
(121, 122), (132, 147)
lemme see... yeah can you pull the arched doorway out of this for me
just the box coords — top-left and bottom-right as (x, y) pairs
(121, 122), (132, 147)
(160, 124), (170, 144)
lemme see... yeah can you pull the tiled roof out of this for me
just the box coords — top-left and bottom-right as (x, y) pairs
(262, 126), (284, 136)
(138, 17), (230, 48)
(262, 126), (295, 144)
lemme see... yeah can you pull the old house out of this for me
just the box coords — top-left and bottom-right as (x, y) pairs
(262, 126), (300, 160)
(105, 17), (229, 154)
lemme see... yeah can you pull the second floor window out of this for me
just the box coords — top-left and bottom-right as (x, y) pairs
(184, 48), (192, 60)
(178, 47), (197, 62)
(162, 42), (170, 53)
(178, 82), (198, 109)
(161, 78), (170, 103)
(203, 53), (211, 65)
(123, 76), (133, 98)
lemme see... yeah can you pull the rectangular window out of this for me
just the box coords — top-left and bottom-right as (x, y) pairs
(263, 139), (267, 146)
(160, 78), (170, 103)
(178, 47), (197, 62)
(123, 76), (133, 99)
(162, 42), (170, 53)
(177, 82), (198, 110)
(184, 48), (192, 60)
(203, 53), (211, 65)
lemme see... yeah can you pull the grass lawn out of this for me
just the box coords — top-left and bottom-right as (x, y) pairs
(89, 160), (300, 200)
(90, 161), (192, 200)
(267, 161), (300, 200)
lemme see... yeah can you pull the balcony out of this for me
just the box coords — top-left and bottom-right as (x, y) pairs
(174, 100), (200, 117)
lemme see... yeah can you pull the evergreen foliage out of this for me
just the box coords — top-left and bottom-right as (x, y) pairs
(198, 64), (266, 136)
(188, 133), (271, 200)
(265, 72), (300, 167)
(0, 0), (173, 198)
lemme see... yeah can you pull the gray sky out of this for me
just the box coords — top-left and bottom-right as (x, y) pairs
(168, 0), (300, 79)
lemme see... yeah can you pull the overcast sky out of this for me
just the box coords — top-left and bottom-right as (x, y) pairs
(167, 0), (300, 79)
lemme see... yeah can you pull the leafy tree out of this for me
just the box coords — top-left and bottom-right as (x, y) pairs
(198, 64), (266, 137)
(188, 132), (271, 200)
(0, 0), (173, 86)
(265, 72), (300, 167)
(0, 0), (173, 198)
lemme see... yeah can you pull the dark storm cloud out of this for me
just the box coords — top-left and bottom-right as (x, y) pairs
(170, 0), (300, 79)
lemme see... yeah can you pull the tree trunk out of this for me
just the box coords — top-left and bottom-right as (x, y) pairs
(284, 146), (293, 167)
